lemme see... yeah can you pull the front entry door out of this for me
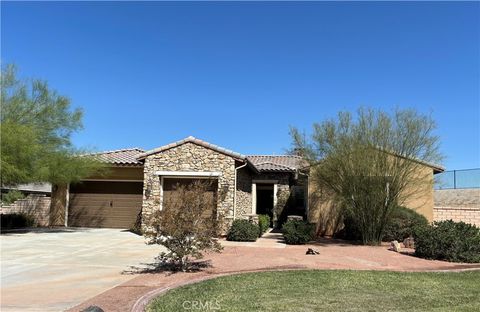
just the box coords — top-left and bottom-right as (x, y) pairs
(256, 184), (274, 226)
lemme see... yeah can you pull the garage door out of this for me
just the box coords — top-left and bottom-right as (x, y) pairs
(68, 181), (143, 228)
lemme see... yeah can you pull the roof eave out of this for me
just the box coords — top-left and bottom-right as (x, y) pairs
(245, 159), (260, 174)
(258, 170), (296, 173)
(109, 163), (144, 167)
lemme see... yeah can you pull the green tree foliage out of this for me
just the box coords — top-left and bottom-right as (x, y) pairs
(1, 65), (103, 185)
(290, 108), (443, 245)
(1, 189), (25, 205)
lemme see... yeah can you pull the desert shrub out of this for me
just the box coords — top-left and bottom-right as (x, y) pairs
(258, 214), (271, 236)
(382, 206), (428, 242)
(282, 220), (315, 244)
(338, 214), (362, 241)
(1, 213), (35, 229)
(290, 108), (442, 245)
(1, 190), (25, 205)
(414, 220), (480, 263)
(227, 219), (259, 242)
(338, 206), (429, 242)
(144, 181), (223, 271)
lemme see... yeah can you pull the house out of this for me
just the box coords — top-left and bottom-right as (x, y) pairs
(49, 136), (443, 233)
(1, 183), (52, 196)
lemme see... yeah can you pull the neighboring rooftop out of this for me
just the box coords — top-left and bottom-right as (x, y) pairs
(1, 183), (52, 193)
(89, 148), (145, 166)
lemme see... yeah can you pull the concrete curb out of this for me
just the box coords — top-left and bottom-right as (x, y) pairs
(130, 265), (480, 312)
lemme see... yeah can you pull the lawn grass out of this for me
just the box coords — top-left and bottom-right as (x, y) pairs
(147, 270), (480, 312)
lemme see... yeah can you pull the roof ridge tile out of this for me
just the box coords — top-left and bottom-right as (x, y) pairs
(88, 147), (145, 156)
(137, 136), (246, 160)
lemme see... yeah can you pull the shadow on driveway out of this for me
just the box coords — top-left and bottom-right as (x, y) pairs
(1, 226), (94, 235)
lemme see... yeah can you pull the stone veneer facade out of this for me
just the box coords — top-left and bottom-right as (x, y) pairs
(140, 142), (300, 230)
(141, 142), (238, 229)
(234, 170), (297, 221)
(257, 172), (295, 224)
(235, 167), (253, 218)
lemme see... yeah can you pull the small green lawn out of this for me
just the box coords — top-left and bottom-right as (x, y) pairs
(147, 270), (480, 312)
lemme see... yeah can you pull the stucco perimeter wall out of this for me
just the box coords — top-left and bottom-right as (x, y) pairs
(1, 194), (51, 226)
(142, 142), (237, 229)
(434, 189), (480, 226)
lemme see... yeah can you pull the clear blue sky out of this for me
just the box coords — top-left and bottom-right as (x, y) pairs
(2, 2), (479, 170)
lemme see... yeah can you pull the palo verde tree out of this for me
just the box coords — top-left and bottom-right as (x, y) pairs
(1, 65), (103, 187)
(290, 108), (442, 245)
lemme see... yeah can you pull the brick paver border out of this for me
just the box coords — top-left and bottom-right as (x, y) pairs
(131, 266), (480, 312)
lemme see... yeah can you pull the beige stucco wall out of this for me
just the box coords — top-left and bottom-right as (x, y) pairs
(87, 166), (144, 181)
(307, 164), (436, 235)
(141, 142), (237, 230)
(401, 165), (435, 222)
(307, 181), (344, 236)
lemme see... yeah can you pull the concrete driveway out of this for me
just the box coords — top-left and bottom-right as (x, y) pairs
(1, 228), (162, 312)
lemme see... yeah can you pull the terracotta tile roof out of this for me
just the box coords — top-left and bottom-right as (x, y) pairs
(137, 136), (246, 161)
(247, 155), (307, 172)
(86, 138), (443, 175)
(89, 138), (309, 173)
(88, 148), (145, 166)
